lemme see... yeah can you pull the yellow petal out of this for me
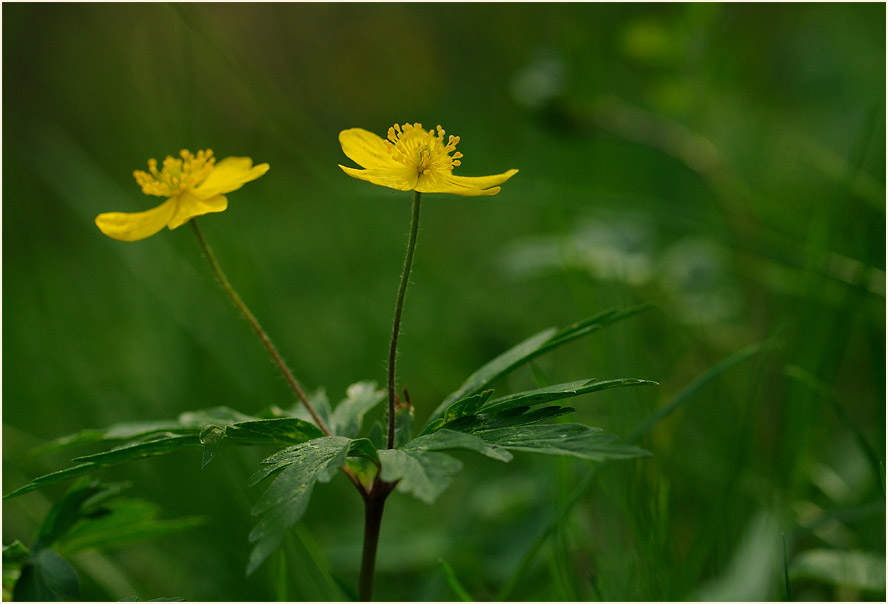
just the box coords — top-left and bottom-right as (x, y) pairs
(339, 128), (402, 170)
(415, 169), (518, 196)
(166, 192), (228, 230)
(338, 164), (419, 191)
(193, 157), (269, 199)
(95, 198), (178, 242)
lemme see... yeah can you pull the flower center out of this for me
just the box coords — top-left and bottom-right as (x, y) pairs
(134, 149), (216, 197)
(385, 123), (463, 175)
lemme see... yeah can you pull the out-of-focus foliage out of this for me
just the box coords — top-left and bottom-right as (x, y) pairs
(3, 3), (884, 601)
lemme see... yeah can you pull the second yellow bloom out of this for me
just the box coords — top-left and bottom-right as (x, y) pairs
(96, 149), (269, 242)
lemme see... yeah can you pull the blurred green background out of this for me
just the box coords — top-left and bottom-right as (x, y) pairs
(3, 3), (885, 601)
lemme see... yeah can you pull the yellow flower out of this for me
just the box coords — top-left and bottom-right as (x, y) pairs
(95, 149), (269, 241)
(338, 123), (517, 196)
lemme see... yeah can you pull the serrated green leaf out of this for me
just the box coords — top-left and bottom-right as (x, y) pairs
(34, 407), (256, 455)
(418, 417), (446, 437)
(13, 549), (79, 602)
(176, 406), (257, 428)
(330, 382), (385, 437)
(54, 499), (204, 556)
(404, 430), (513, 462)
(497, 341), (773, 601)
(367, 420), (385, 450)
(3, 464), (97, 500)
(430, 328), (555, 422)
(481, 378), (658, 414)
(442, 391), (494, 424)
(72, 434), (202, 466)
(7, 403), (344, 499)
(247, 436), (351, 575)
(427, 306), (651, 426)
(471, 405), (576, 431)
(435, 415), (481, 433)
(477, 424), (650, 461)
(31, 429), (111, 456)
(347, 438), (379, 464)
(394, 405), (415, 448)
(7, 416), (329, 499)
(290, 390), (333, 430)
(378, 449), (462, 504)
(223, 418), (325, 446)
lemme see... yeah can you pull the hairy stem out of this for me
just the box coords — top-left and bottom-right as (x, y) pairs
(386, 191), (422, 449)
(190, 219), (332, 436)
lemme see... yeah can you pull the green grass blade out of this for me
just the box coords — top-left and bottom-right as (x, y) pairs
(783, 533), (791, 602)
(439, 558), (474, 601)
(784, 365), (883, 488)
(497, 339), (774, 600)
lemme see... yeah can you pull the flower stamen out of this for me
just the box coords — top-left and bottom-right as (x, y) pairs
(134, 149), (216, 197)
(385, 123), (462, 175)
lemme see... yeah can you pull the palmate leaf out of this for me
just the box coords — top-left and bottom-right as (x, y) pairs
(4, 465), (99, 500)
(285, 381), (384, 438)
(246, 436), (351, 575)
(441, 391), (494, 424)
(329, 381), (385, 438)
(469, 405), (576, 431)
(425, 305), (652, 426)
(72, 435), (203, 467)
(480, 378), (657, 414)
(221, 418), (325, 446)
(425, 378), (657, 436)
(32, 407), (256, 455)
(377, 449), (463, 505)
(5, 382), (381, 500)
(475, 424), (650, 461)
(403, 429), (513, 462)
(5, 415), (324, 500)
(373, 430), (515, 505)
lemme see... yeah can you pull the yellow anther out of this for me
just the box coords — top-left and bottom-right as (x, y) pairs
(384, 122), (463, 175)
(133, 149), (216, 197)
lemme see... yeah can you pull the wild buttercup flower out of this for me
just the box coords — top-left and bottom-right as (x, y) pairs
(95, 149), (269, 241)
(338, 123), (517, 196)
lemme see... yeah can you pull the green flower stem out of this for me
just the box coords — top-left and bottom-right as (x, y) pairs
(189, 219), (332, 437)
(387, 190), (422, 449)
